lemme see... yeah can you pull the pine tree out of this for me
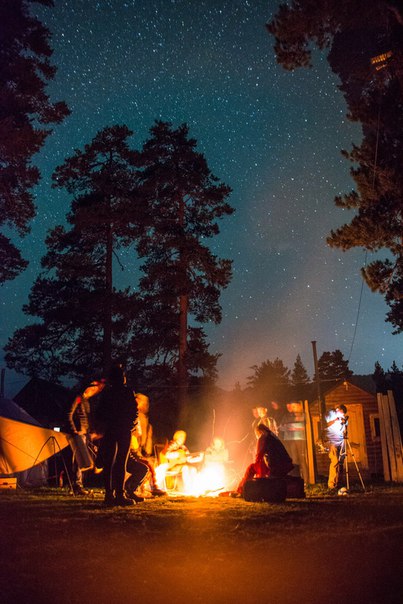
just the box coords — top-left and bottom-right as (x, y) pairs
(373, 360), (391, 394)
(5, 125), (142, 382)
(388, 361), (403, 430)
(291, 354), (310, 386)
(132, 121), (233, 410)
(267, 1), (403, 331)
(389, 360), (402, 375)
(0, 0), (69, 283)
(317, 350), (353, 383)
(247, 358), (291, 401)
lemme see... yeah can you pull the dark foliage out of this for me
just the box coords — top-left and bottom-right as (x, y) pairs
(247, 357), (292, 402)
(5, 125), (141, 382)
(317, 349), (353, 383)
(267, 0), (403, 331)
(5, 122), (233, 412)
(0, 0), (69, 283)
(129, 121), (234, 410)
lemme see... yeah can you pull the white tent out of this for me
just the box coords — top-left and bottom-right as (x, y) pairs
(0, 397), (69, 486)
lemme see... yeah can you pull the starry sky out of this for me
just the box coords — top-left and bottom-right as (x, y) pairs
(1, 0), (402, 397)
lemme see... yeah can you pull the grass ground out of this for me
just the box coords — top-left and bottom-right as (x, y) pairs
(0, 484), (402, 604)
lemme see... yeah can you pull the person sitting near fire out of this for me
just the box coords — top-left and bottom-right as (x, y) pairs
(124, 437), (149, 503)
(204, 436), (231, 493)
(155, 430), (202, 491)
(204, 436), (229, 463)
(126, 393), (165, 497)
(235, 423), (293, 497)
(67, 378), (106, 496)
(247, 406), (279, 460)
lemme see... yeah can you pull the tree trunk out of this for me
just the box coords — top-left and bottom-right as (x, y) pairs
(177, 193), (189, 415)
(103, 222), (113, 375)
(178, 292), (189, 416)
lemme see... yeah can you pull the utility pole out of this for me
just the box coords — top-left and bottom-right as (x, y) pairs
(311, 341), (326, 430)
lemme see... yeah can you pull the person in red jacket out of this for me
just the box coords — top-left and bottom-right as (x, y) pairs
(236, 423), (293, 496)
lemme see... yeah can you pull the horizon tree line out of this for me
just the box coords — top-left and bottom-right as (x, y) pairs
(246, 352), (403, 407)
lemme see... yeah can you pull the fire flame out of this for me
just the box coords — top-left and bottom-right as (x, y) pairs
(155, 461), (234, 497)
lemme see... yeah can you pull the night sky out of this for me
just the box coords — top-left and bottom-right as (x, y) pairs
(1, 0), (402, 396)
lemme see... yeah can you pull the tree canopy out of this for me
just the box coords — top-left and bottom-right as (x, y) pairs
(5, 122), (234, 410)
(247, 357), (291, 401)
(267, 1), (403, 332)
(0, 0), (69, 283)
(317, 349), (353, 383)
(130, 121), (234, 408)
(5, 125), (141, 382)
(291, 354), (310, 386)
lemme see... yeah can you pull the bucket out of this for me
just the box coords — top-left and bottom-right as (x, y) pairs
(68, 434), (94, 471)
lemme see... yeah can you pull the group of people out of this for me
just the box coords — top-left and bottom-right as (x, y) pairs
(68, 363), (165, 506)
(234, 400), (349, 496)
(67, 365), (350, 504)
(68, 363), (231, 505)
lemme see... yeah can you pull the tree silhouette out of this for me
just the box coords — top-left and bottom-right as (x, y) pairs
(247, 358), (291, 401)
(0, 0), (69, 283)
(133, 121), (233, 411)
(5, 125), (141, 381)
(373, 360), (388, 393)
(291, 354), (310, 386)
(317, 349), (353, 383)
(267, 1), (403, 331)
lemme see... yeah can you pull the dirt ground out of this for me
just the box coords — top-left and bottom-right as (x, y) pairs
(0, 485), (402, 604)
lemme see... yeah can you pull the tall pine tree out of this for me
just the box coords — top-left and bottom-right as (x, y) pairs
(132, 121), (233, 412)
(5, 125), (142, 382)
(291, 354), (310, 386)
(317, 349), (353, 383)
(0, 0), (69, 283)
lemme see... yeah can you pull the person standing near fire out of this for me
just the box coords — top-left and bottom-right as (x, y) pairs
(279, 401), (309, 485)
(95, 363), (139, 506)
(252, 406), (279, 436)
(67, 378), (106, 495)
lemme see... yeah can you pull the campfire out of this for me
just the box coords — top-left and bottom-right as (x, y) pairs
(155, 458), (234, 497)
